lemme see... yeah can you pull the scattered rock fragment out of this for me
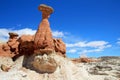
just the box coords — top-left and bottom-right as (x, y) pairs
(1, 64), (10, 72)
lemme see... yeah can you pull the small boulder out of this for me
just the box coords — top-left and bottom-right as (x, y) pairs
(1, 64), (10, 72)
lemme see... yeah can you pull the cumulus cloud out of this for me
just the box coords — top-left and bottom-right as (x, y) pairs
(80, 48), (103, 54)
(0, 28), (36, 41)
(66, 41), (111, 54)
(68, 49), (77, 53)
(66, 41), (111, 48)
(52, 31), (64, 38)
(0, 28), (65, 41)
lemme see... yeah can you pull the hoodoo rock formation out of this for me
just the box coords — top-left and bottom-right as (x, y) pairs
(33, 4), (66, 57)
(0, 4), (66, 74)
(34, 4), (54, 51)
(0, 4), (120, 80)
(0, 4), (66, 58)
(28, 4), (62, 73)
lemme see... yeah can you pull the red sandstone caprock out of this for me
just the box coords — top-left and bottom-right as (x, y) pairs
(34, 4), (54, 51)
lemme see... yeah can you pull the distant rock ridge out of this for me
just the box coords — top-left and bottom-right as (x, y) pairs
(99, 56), (120, 60)
(85, 56), (120, 80)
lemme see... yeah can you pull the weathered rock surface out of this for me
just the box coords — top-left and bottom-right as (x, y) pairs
(38, 4), (54, 19)
(0, 55), (92, 80)
(32, 54), (57, 73)
(34, 4), (54, 51)
(71, 57), (97, 63)
(27, 4), (66, 73)
(0, 32), (19, 57)
(0, 55), (120, 80)
(18, 35), (34, 55)
(24, 53), (58, 73)
(0, 44), (12, 57)
(53, 39), (66, 57)
(18, 35), (34, 43)
(0, 4), (66, 58)
(0, 4), (120, 80)
(0, 4), (68, 79)
(84, 56), (120, 80)
(0, 57), (14, 72)
(1, 64), (10, 72)
(12, 35), (35, 60)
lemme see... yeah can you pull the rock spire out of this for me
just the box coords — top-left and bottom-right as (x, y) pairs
(34, 4), (54, 52)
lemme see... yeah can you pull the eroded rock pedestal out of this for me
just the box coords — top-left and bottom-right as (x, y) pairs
(34, 4), (54, 51)
(31, 4), (59, 73)
(34, 4), (66, 56)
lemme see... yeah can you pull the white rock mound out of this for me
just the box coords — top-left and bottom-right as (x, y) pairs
(0, 54), (92, 80)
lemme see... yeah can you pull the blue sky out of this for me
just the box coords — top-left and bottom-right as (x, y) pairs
(0, 0), (120, 58)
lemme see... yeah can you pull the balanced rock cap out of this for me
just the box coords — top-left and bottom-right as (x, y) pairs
(38, 4), (54, 14)
(9, 32), (18, 36)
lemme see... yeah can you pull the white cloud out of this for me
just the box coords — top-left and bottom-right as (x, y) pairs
(0, 28), (65, 41)
(0, 28), (36, 42)
(66, 40), (112, 54)
(66, 41), (111, 48)
(86, 41), (109, 48)
(66, 41), (86, 47)
(68, 49), (77, 53)
(80, 48), (103, 53)
(14, 28), (36, 35)
(0, 29), (9, 37)
(52, 31), (64, 38)
(0, 29), (10, 42)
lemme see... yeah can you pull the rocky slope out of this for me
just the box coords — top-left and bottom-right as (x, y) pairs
(0, 56), (120, 80)
(84, 56), (120, 80)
